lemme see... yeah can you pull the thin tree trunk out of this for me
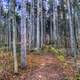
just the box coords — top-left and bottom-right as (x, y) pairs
(8, 1), (12, 49)
(31, 0), (35, 49)
(8, 19), (12, 49)
(36, 0), (40, 49)
(50, 17), (53, 42)
(41, 0), (44, 47)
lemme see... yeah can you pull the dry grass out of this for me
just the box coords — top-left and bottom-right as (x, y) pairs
(0, 51), (78, 80)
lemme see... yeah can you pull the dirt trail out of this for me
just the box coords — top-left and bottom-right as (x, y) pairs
(26, 53), (75, 80)
(0, 53), (76, 80)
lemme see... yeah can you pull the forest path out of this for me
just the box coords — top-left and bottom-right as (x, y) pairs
(0, 52), (77, 80)
(25, 53), (75, 80)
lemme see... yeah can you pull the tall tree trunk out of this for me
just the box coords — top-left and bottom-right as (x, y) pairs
(41, 0), (44, 47)
(9, 0), (18, 73)
(50, 17), (53, 43)
(28, 16), (32, 50)
(36, 0), (40, 49)
(8, 1), (12, 49)
(12, 19), (18, 73)
(67, 0), (77, 62)
(21, 0), (27, 68)
(31, 0), (35, 49)
(61, 0), (67, 54)
(53, 0), (58, 47)
(8, 19), (12, 49)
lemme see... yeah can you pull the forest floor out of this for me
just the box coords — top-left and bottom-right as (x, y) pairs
(0, 50), (80, 80)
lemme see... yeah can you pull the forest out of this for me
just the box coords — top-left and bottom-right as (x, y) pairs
(0, 0), (80, 80)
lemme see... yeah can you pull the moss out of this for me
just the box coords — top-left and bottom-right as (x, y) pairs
(0, 64), (3, 70)
(64, 76), (70, 80)
(50, 47), (59, 53)
(76, 73), (80, 80)
(57, 55), (65, 62)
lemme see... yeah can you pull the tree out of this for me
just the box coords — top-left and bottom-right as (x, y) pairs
(21, 0), (27, 68)
(9, 0), (18, 73)
(36, 0), (40, 49)
(67, 0), (77, 62)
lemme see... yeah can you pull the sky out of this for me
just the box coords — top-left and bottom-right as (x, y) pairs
(2, 0), (8, 12)
(16, 0), (31, 2)
(2, 0), (49, 13)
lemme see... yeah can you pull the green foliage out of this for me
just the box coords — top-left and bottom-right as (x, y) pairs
(41, 44), (64, 54)
(41, 44), (65, 61)
(15, 13), (20, 23)
(41, 44), (65, 62)
(75, 73), (80, 80)
(50, 47), (59, 54)
(57, 55), (65, 62)
(64, 76), (70, 80)
(48, 45), (64, 55)
(0, 64), (3, 70)
(16, 44), (20, 53)
(41, 44), (49, 51)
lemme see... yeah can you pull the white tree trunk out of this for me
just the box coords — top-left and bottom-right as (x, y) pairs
(36, 0), (40, 49)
